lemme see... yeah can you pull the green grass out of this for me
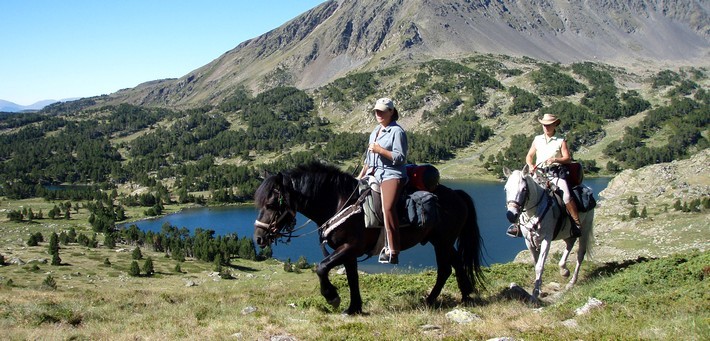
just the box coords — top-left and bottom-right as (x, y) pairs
(1, 228), (707, 340)
(1, 192), (708, 339)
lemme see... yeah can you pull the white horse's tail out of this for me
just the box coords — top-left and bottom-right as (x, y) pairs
(582, 210), (595, 260)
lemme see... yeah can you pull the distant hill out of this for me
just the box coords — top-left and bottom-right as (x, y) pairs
(106, 0), (709, 107)
(0, 99), (57, 112)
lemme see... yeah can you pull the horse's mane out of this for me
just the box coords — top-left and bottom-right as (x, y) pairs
(254, 162), (357, 208)
(287, 162), (357, 199)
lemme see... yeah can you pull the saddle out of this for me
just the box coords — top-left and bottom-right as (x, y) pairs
(359, 175), (440, 230)
(540, 178), (596, 239)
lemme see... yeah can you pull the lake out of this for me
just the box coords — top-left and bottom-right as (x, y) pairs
(125, 178), (609, 273)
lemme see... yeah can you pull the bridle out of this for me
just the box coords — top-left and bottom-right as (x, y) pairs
(254, 187), (297, 245)
(506, 171), (549, 222)
(506, 173), (529, 212)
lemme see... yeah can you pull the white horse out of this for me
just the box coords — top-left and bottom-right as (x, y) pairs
(503, 167), (594, 301)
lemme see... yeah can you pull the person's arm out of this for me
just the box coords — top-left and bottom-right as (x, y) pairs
(526, 142), (537, 173)
(546, 140), (572, 165)
(369, 129), (407, 165)
(357, 164), (369, 179)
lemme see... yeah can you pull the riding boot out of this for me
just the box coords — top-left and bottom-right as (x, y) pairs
(566, 201), (582, 237)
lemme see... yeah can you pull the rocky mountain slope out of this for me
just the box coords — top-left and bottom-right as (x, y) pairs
(109, 0), (709, 107)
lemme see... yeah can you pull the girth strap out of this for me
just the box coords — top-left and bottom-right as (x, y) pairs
(321, 188), (371, 238)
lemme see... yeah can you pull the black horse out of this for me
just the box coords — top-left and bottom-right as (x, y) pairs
(253, 162), (484, 315)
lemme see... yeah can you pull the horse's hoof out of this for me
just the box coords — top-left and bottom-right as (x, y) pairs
(565, 282), (575, 290)
(327, 296), (341, 310)
(560, 268), (570, 277)
(341, 307), (363, 315)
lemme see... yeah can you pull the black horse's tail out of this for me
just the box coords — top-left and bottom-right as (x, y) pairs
(455, 189), (486, 295)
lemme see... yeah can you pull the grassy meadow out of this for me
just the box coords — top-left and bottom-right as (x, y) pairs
(0, 194), (708, 340)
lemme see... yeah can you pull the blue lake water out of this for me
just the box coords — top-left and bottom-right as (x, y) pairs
(125, 178), (609, 273)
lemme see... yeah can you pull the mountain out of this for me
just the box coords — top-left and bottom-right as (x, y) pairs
(0, 99), (60, 112)
(108, 0), (709, 107)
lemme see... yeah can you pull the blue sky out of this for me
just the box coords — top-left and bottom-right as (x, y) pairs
(0, 1), (326, 105)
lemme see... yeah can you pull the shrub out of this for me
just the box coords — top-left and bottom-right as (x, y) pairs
(42, 275), (57, 290)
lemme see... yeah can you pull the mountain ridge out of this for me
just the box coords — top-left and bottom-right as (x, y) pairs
(0, 99), (62, 112)
(106, 0), (709, 108)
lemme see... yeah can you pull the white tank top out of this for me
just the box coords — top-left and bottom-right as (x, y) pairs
(533, 134), (564, 166)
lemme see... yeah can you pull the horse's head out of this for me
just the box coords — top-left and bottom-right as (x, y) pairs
(253, 172), (297, 248)
(503, 167), (528, 223)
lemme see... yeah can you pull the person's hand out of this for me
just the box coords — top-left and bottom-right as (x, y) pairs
(369, 143), (381, 154)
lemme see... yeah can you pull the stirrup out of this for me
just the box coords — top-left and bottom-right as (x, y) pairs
(506, 224), (522, 238)
(378, 247), (398, 264)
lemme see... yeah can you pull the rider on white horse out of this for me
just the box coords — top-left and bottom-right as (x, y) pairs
(507, 113), (582, 238)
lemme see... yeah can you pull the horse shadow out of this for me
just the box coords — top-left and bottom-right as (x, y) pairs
(587, 257), (653, 278)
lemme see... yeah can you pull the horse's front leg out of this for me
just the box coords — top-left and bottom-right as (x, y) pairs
(532, 238), (551, 300)
(342, 257), (362, 315)
(315, 245), (363, 315)
(315, 251), (344, 310)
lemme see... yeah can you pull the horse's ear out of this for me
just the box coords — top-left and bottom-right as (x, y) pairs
(503, 167), (512, 178)
(522, 164), (530, 175)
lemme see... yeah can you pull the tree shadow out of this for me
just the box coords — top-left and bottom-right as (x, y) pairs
(225, 263), (259, 272)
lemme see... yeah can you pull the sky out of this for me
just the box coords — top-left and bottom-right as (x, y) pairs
(0, 0), (327, 106)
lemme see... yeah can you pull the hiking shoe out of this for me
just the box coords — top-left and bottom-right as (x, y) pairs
(506, 224), (521, 238)
(378, 247), (399, 264)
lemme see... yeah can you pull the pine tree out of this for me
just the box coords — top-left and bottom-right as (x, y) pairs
(104, 232), (116, 249)
(129, 261), (141, 276)
(48, 232), (59, 256)
(213, 254), (223, 272)
(27, 234), (39, 247)
(174, 263), (182, 273)
(67, 228), (77, 243)
(629, 207), (639, 218)
(143, 257), (154, 276)
(673, 199), (683, 211)
(103, 258), (111, 266)
(59, 231), (69, 245)
(172, 247), (185, 262)
(51, 252), (61, 266)
(132, 246), (143, 260)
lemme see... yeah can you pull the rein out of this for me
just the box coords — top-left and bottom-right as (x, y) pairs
(255, 170), (364, 244)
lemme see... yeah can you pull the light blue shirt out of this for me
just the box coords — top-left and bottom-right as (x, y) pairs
(365, 122), (408, 182)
